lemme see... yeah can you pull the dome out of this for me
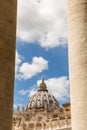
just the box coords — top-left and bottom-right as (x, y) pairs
(26, 79), (59, 112)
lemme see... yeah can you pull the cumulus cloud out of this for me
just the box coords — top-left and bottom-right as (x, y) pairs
(18, 88), (37, 98)
(18, 90), (30, 95)
(13, 104), (23, 111)
(15, 50), (23, 77)
(37, 77), (70, 101)
(19, 57), (48, 79)
(18, 76), (70, 103)
(16, 55), (48, 80)
(29, 89), (37, 97)
(13, 104), (17, 109)
(17, 0), (67, 49)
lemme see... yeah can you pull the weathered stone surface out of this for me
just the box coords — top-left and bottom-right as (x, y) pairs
(0, 0), (17, 130)
(67, 0), (87, 130)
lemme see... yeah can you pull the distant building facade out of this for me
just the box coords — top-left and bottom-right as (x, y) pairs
(12, 79), (71, 130)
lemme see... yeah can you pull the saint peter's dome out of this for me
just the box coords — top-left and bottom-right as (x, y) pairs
(26, 79), (59, 112)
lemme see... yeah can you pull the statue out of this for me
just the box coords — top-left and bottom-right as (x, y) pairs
(22, 106), (25, 113)
(17, 106), (20, 113)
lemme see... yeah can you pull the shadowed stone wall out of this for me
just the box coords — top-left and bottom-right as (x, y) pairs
(67, 0), (87, 130)
(0, 0), (17, 130)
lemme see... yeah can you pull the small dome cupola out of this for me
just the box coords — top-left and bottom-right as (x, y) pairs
(38, 78), (48, 91)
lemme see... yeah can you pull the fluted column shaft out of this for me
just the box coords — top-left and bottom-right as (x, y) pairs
(67, 0), (87, 130)
(0, 0), (17, 130)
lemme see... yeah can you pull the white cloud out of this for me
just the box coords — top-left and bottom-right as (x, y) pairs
(17, 56), (48, 80)
(17, 0), (67, 49)
(29, 89), (37, 97)
(18, 88), (37, 97)
(37, 76), (70, 101)
(13, 104), (17, 109)
(18, 76), (70, 103)
(18, 90), (30, 95)
(15, 50), (23, 77)
(13, 104), (23, 111)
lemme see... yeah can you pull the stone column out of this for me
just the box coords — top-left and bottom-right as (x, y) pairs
(0, 0), (17, 130)
(57, 118), (60, 129)
(41, 123), (44, 130)
(34, 123), (36, 130)
(50, 119), (52, 130)
(67, 0), (87, 130)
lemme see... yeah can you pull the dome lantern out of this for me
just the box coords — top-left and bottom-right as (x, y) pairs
(38, 78), (48, 91)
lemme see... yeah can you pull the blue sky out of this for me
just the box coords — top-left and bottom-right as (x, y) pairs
(14, 0), (70, 110)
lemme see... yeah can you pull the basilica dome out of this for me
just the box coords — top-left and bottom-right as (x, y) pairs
(26, 79), (59, 112)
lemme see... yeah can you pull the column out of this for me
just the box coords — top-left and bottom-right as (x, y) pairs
(50, 119), (52, 130)
(41, 123), (44, 130)
(34, 123), (36, 130)
(0, 0), (17, 130)
(67, 0), (87, 130)
(57, 118), (60, 129)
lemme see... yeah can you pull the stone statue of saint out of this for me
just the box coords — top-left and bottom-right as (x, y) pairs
(17, 106), (20, 112)
(22, 106), (25, 112)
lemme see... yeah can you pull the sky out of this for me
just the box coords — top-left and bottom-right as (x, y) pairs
(14, 0), (70, 110)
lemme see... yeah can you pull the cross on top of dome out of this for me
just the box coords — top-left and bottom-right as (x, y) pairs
(38, 78), (48, 91)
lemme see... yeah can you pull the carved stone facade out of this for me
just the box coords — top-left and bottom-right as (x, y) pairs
(12, 80), (71, 130)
